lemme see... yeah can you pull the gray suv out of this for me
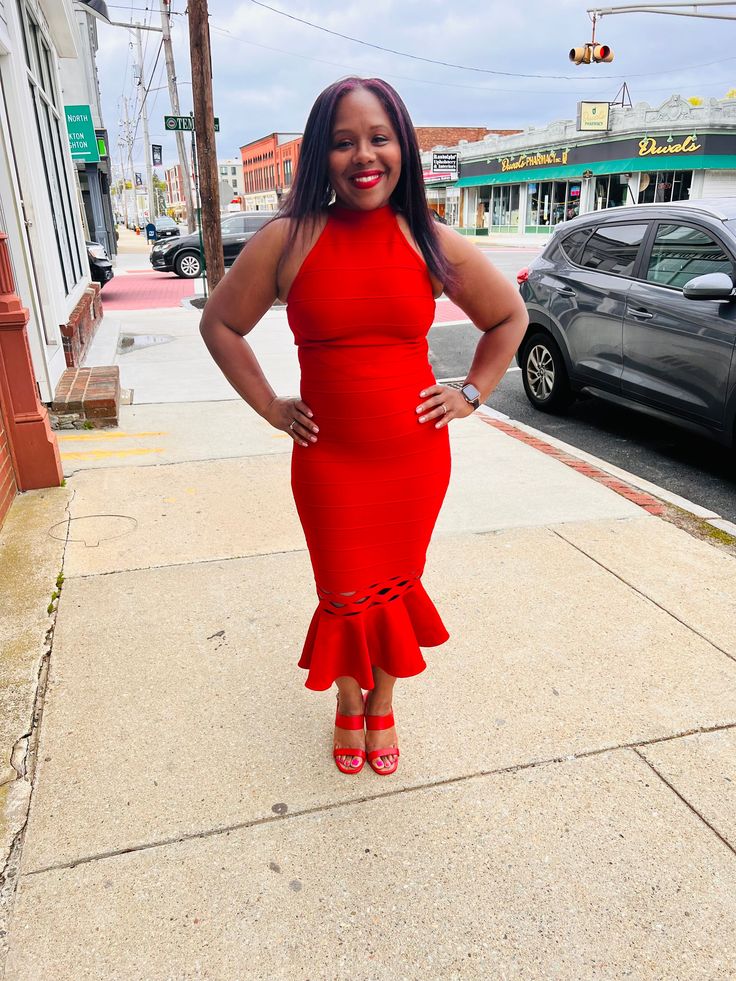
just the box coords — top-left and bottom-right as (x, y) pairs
(150, 211), (276, 278)
(517, 199), (736, 447)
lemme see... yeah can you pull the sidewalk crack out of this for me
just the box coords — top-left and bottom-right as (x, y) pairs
(632, 748), (736, 859)
(553, 529), (736, 666)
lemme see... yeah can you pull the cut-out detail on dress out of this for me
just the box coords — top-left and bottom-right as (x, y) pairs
(317, 572), (420, 617)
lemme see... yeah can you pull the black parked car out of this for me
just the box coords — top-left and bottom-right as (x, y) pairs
(150, 211), (276, 278)
(86, 240), (114, 287)
(154, 216), (181, 240)
(516, 198), (736, 447)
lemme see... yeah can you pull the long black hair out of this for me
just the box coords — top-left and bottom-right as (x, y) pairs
(278, 76), (453, 289)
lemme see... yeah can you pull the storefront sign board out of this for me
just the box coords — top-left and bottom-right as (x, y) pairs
(577, 102), (610, 132)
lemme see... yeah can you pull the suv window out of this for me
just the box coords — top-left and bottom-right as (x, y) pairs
(244, 215), (272, 233)
(559, 227), (592, 264)
(221, 215), (246, 234)
(579, 223), (648, 277)
(645, 223), (733, 290)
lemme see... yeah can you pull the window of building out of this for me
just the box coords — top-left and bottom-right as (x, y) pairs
(645, 223), (733, 290)
(489, 185), (520, 230)
(284, 158), (293, 184)
(579, 223), (648, 277)
(231, 166), (236, 176)
(593, 174), (632, 211)
(18, 0), (85, 295)
(526, 180), (581, 230)
(638, 170), (693, 204)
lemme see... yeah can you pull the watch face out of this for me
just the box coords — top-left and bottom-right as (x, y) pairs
(462, 384), (481, 402)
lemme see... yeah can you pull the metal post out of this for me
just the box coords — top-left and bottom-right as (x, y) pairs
(190, 112), (207, 300)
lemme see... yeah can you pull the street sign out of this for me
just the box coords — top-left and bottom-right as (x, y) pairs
(164, 115), (219, 133)
(152, 143), (162, 166)
(64, 104), (100, 162)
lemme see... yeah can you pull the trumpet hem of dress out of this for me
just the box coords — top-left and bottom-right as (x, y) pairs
(298, 579), (449, 691)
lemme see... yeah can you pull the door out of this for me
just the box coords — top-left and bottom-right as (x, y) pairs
(547, 221), (649, 391)
(622, 220), (736, 426)
(221, 214), (247, 264)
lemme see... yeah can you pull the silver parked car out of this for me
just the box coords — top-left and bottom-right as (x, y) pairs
(517, 199), (736, 447)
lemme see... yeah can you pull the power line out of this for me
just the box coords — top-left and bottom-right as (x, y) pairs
(210, 24), (736, 98)
(246, 0), (736, 82)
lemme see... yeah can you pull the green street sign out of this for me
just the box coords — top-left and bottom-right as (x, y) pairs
(164, 115), (219, 133)
(65, 104), (100, 162)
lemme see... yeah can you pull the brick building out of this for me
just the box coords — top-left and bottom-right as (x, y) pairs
(414, 126), (522, 151)
(165, 163), (195, 222)
(240, 133), (302, 211)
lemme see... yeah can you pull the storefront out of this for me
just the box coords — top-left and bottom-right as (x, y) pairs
(425, 96), (736, 238)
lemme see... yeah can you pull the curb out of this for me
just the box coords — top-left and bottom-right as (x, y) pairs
(477, 414), (666, 516)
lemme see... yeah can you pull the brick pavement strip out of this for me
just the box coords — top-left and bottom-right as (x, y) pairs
(101, 272), (194, 311)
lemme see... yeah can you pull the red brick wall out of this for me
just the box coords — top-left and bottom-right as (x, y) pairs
(415, 126), (522, 151)
(0, 387), (17, 528)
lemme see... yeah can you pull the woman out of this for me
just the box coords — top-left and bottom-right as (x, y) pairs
(200, 77), (528, 776)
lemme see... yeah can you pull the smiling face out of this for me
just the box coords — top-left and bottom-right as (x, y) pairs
(327, 87), (402, 211)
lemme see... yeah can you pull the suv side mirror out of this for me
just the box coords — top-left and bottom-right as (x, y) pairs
(682, 272), (735, 301)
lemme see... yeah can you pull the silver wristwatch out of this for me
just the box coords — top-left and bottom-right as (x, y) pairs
(460, 382), (481, 411)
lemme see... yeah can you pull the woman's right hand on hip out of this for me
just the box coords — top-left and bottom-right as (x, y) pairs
(265, 396), (318, 447)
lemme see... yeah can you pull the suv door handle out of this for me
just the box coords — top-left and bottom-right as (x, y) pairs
(555, 286), (576, 297)
(630, 308), (654, 320)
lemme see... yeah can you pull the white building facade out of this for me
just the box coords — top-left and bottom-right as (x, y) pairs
(423, 96), (736, 243)
(0, 0), (95, 398)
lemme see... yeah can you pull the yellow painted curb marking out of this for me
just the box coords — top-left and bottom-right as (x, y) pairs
(61, 448), (164, 460)
(57, 431), (167, 441)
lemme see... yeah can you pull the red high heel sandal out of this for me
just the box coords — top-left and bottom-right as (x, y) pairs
(365, 700), (400, 776)
(333, 695), (366, 775)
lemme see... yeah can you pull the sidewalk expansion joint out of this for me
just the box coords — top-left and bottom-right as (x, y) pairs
(632, 748), (736, 859)
(65, 545), (310, 580)
(22, 719), (736, 879)
(553, 528), (736, 666)
(62, 448), (293, 479)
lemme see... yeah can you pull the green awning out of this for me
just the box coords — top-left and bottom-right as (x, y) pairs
(455, 154), (736, 187)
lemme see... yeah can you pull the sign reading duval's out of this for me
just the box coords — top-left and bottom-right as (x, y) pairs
(638, 135), (702, 157)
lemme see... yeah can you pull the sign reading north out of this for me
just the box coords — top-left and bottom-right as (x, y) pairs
(64, 104), (100, 162)
(164, 115), (220, 133)
(432, 151), (458, 173)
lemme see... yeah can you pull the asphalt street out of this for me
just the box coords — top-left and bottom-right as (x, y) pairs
(431, 246), (736, 523)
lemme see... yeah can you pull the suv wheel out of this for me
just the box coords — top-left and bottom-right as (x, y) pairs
(521, 331), (574, 413)
(174, 250), (202, 279)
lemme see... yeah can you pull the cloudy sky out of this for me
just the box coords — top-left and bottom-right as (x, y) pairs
(95, 0), (736, 174)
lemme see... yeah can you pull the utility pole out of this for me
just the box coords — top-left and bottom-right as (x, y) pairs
(117, 143), (129, 227)
(188, 0), (224, 289)
(123, 95), (137, 226)
(160, 0), (196, 232)
(135, 27), (156, 223)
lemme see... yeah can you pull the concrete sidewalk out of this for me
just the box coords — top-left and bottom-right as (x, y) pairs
(2, 299), (736, 979)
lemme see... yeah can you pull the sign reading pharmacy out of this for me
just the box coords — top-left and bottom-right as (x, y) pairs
(164, 115), (220, 133)
(460, 132), (727, 183)
(577, 101), (610, 132)
(64, 105), (100, 162)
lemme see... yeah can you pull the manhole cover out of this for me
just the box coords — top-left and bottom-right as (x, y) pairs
(48, 514), (138, 547)
(117, 334), (173, 354)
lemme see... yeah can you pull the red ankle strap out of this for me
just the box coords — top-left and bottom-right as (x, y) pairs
(365, 711), (394, 731)
(335, 709), (364, 730)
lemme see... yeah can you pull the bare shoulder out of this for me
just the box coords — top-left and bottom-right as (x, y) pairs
(247, 215), (290, 256)
(434, 222), (481, 265)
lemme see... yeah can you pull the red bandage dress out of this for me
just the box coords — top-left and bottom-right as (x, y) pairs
(287, 203), (451, 691)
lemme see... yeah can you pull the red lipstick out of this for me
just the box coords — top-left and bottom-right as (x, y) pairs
(350, 171), (383, 190)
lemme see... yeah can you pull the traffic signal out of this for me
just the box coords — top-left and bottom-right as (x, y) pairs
(569, 43), (614, 64)
(592, 44), (614, 63)
(569, 46), (591, 65)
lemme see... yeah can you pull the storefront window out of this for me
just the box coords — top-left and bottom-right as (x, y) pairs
(526, 180), (580, 230)
(638, 170), (692, 204)
(594, 174), (632, 211)
(489, 185), (520, 230)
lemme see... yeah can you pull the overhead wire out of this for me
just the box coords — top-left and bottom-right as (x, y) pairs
(245, 0), (736, 82)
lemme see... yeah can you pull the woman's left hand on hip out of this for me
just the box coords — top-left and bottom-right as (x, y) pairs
(415, 385), (476, 429)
